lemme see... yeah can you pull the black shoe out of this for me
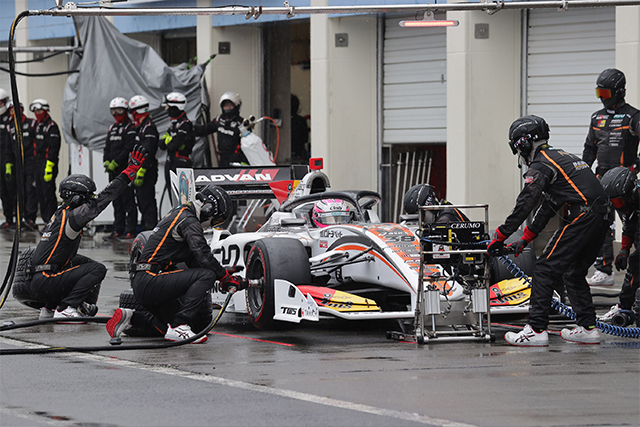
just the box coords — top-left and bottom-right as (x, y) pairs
(78, 302), (99, 317)
(102, 232), (120, 241)
(0, 222), (14, 230)
(23, 220), (38, 231)
(120, 233), (136, 240)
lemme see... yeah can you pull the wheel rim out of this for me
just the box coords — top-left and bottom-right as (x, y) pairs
(247, 257), (266, 317)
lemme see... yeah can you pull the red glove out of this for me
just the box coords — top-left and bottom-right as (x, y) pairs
(487, 227), (509, 255)
(219, 271), (247, 293)
(122, 145), (147, 182)
(506, 227), (537, 257)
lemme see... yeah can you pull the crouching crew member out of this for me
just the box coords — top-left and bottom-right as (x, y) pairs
(599, 167), (639, 326)
(107, 185), (246, 343)
(160, 92), (195, 204)
(487, 115), (610, 346)
(29, 146), (146, 319)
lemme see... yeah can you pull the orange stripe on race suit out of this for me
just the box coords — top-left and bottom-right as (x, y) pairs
(45, 208), (67, 264)
(335, 244), (415, 294)
(541, 151), (587, 204)
(148, 207), (187, 262)
(43, 264), (80, 277)
(144, 269), (185, 276)
(546, 212), (585, 259)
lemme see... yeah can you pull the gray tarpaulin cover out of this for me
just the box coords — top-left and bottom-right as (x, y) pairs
(62, 16), (211, 165)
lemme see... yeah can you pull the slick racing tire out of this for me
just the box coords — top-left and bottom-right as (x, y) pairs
(12, 247), (100, 310)
(118, 289), (213, 337)
(245, 238), (311, 330)
(129, 230), (154, 270)
(488, 231), (536, 284)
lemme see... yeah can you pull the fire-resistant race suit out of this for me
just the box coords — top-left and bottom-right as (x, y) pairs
(104, 116), (138, 236)
(130, 203), (227, 334)
(132, 115), (159, 231)
(614, 194), (639, 312)
(0, 109), (16, 227)
(496, 145), (610, 330)
(194, 114), (248, 167)
(582, 103), (640, 275)
(33, 114), (61, 223)
(7, 114), (38, 227)
(160, 112), (195, 204)
(28, 157), (144, 313)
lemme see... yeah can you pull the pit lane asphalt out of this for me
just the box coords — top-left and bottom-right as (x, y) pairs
(0, 229), (638, 427)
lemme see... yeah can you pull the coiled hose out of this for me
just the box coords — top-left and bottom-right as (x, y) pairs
(498, 255), (640, 339)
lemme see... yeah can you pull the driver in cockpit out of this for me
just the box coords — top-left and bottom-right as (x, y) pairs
(311, 199), (353, 228)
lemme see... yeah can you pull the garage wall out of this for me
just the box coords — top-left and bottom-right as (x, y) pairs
(526, 8), (615, 156)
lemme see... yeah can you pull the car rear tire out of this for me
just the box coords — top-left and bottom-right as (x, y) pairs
(245, 238), (311, 330)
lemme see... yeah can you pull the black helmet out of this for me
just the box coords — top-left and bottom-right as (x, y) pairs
(596, 68), (626, 109)
(403, 184), (438, 215)
(508, 115), (550, 165)
(600, 167), (638, 211)
(195, 185), (233, 226)
(59, 174), (96, 208)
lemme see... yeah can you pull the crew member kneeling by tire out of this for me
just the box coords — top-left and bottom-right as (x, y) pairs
(29, 146), (147, 320)
(107, 185), (246, 343)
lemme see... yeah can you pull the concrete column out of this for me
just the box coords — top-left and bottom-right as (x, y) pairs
(616, 6), (640, 107)
(196, 0), (214, 105)
(310, 7), (377, 191)
(446, 10), (522, 226)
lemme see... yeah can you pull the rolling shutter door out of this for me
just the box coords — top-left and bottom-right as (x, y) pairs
(526, 8), (615, 156)
(383, 14), (446, 144)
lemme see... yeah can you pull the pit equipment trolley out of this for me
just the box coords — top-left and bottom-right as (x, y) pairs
(391, 204), (495, 344)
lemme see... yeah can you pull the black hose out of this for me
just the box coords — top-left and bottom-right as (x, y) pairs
(0, 291), (234, 355)
(0, 67), (79, 76)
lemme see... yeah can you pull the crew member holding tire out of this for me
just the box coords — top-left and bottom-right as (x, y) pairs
(103, 97), (138, 239)
(194, 92), (248, 167)
(30, 99), (60, 224)
(582, 69), (640, 286)
(159, 92), (195, 204)
(487, 115), (610, 346)
(598, 167), (639, 326)
(29, 146), (146, 319)
(107, 184), (245, 343)
(129, 95), (159, 231)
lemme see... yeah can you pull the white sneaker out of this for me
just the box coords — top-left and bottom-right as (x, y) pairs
(561, 326), (601, 344)
(106, 308), (134, 338)
(39, 307), (54, 320)
(54, 307), (81, 318)
(598, 304), (621, 322)
(164, 324), (207, 344)
(505, 324), (549, 347)
(586, 270), (614, 286)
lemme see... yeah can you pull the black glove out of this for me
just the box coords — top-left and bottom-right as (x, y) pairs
(219, 271), (247, 293)
(487, 227), (509, 256)
(506, 226), (537, 257)
(615, 249), (629, 271)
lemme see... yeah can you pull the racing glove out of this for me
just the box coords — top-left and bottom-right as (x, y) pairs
(122, 145), (147, 183)
(5, 163), (12, 181)
(506, 227), (537, 257)
(44, 160), (55, 182)
(487, 227), (509, 256)
(219, 271), (248, 293)
(615, 235), (633, 271)
(159, 132), (172, 150)
(629, 157), (640, 174)
(103, 160), (111, 173)
(108, 160), (119, 173)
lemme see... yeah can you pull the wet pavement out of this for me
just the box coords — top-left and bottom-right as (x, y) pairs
(0, 228), (638, 427)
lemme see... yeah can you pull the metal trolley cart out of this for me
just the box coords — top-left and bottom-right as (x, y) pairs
(392, 204), (494, 344)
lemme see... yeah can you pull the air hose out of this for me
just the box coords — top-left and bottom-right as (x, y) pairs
(497, 254), (640, 339)
(0, 291), (234, 355)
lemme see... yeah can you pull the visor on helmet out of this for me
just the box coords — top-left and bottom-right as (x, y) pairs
(313, 211), (352, 226)
(596, 88), (612, 100)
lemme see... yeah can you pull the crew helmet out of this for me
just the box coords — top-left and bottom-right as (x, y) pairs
(29, 98), (49, 112)
(129, 95), (150, 114)
(163, 92), (187, 111)
(508, 115), (550, 165)
(596, 68), (626, 107)
(109, 97), (128, 110)
(195, 185), (233, 226)
(219, 92), (241, 116)
(59, 174), (96, 208)
(312, 199), (352, 228)
(600, 166), (638, 212)
(0, 88), (9, 115)
(403, 184), (438, 215)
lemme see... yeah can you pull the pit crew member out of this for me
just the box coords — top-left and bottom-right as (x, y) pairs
(30, 99), (60, 224)
(0, 88), (16, 229)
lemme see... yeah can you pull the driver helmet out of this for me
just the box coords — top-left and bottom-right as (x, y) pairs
(312, 199), (352, 228)
(403, 184), (438, 215)
(59, 174), (96, 208)
(195, 184), (233, 227)
(596, 68), (626, 110)
(508, 115), (550, 166)
(600, 166), (638, 214)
